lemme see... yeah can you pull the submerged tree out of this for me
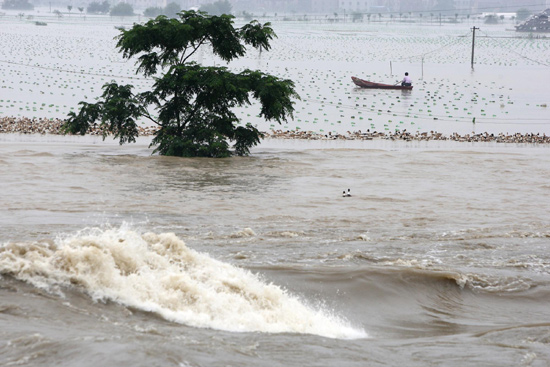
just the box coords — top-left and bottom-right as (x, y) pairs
(62, 11), (298, 157)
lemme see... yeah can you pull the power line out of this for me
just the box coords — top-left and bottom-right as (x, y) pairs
(477, 29), (550, 67)
(393, 31), (471, 62)
(0, 59), (150, 81)
(303, 98), (550, 124)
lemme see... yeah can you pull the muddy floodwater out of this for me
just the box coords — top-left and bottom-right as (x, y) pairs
(1, 10), (550, 367)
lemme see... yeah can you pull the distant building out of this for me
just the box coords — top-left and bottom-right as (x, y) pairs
(475, 0), (547, 12)
(453, 0), (478, 14)
(337, 0), (372, 12)
(310, 0), (339, 13)
(396, 0), (424, 13)
(516, 8), (550, 32)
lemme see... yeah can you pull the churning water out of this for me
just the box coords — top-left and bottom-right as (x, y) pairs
(1, 136), (550, 366)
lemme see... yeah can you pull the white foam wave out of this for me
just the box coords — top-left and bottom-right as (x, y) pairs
(357, 234), (371, 241)
(268, 231), (302, 238)
(229, 228), (256, 238)
(0, 227), (366, 339)
(454, 273), (532, 293)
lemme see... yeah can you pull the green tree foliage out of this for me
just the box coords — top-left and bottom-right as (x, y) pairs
(1, 0), (34, 10)
(87, 0), (110, 14)
(199, 0), (232, 16)
(110, 2), (133, 16)
(516, 8), (531, 22)
(62, 11), (298, 157)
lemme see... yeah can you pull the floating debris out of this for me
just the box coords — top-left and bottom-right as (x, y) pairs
(0, 116), (157, 136)
(266, 129), (550, 144)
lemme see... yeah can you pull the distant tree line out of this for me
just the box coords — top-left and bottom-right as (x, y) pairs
(199, 0), (232, 16)
(87, 0), (110, 14)
(114, 1), (232, 18)
(110, 2), (133, 16)
(86, 1), (135, 16)
(1, 0), (34, 10)
(144, 2), (180, 18)
(85, 0), (232, 18)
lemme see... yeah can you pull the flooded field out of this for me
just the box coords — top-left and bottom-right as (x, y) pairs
(1, 10), (549, 136)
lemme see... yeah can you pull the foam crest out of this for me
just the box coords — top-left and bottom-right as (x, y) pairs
(453, 273), (532, 293)
(0, 227), (366, 339)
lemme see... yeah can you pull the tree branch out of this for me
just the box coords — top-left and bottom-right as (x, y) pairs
(181, 102), (202, 128)
(142, 111), (161, 126)
(182, 37), (208, 64)
(178, 45), (189, 64)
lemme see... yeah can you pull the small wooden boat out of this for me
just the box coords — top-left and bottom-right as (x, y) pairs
(352, 76), (413, 90)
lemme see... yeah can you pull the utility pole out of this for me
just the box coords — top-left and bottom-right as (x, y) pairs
(471, 27), (479, 69)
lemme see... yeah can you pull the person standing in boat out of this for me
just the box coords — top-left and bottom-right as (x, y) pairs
(401, 72), (412, 87)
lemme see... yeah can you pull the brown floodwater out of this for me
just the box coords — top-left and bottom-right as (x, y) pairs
(1, 134), (550, 366)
